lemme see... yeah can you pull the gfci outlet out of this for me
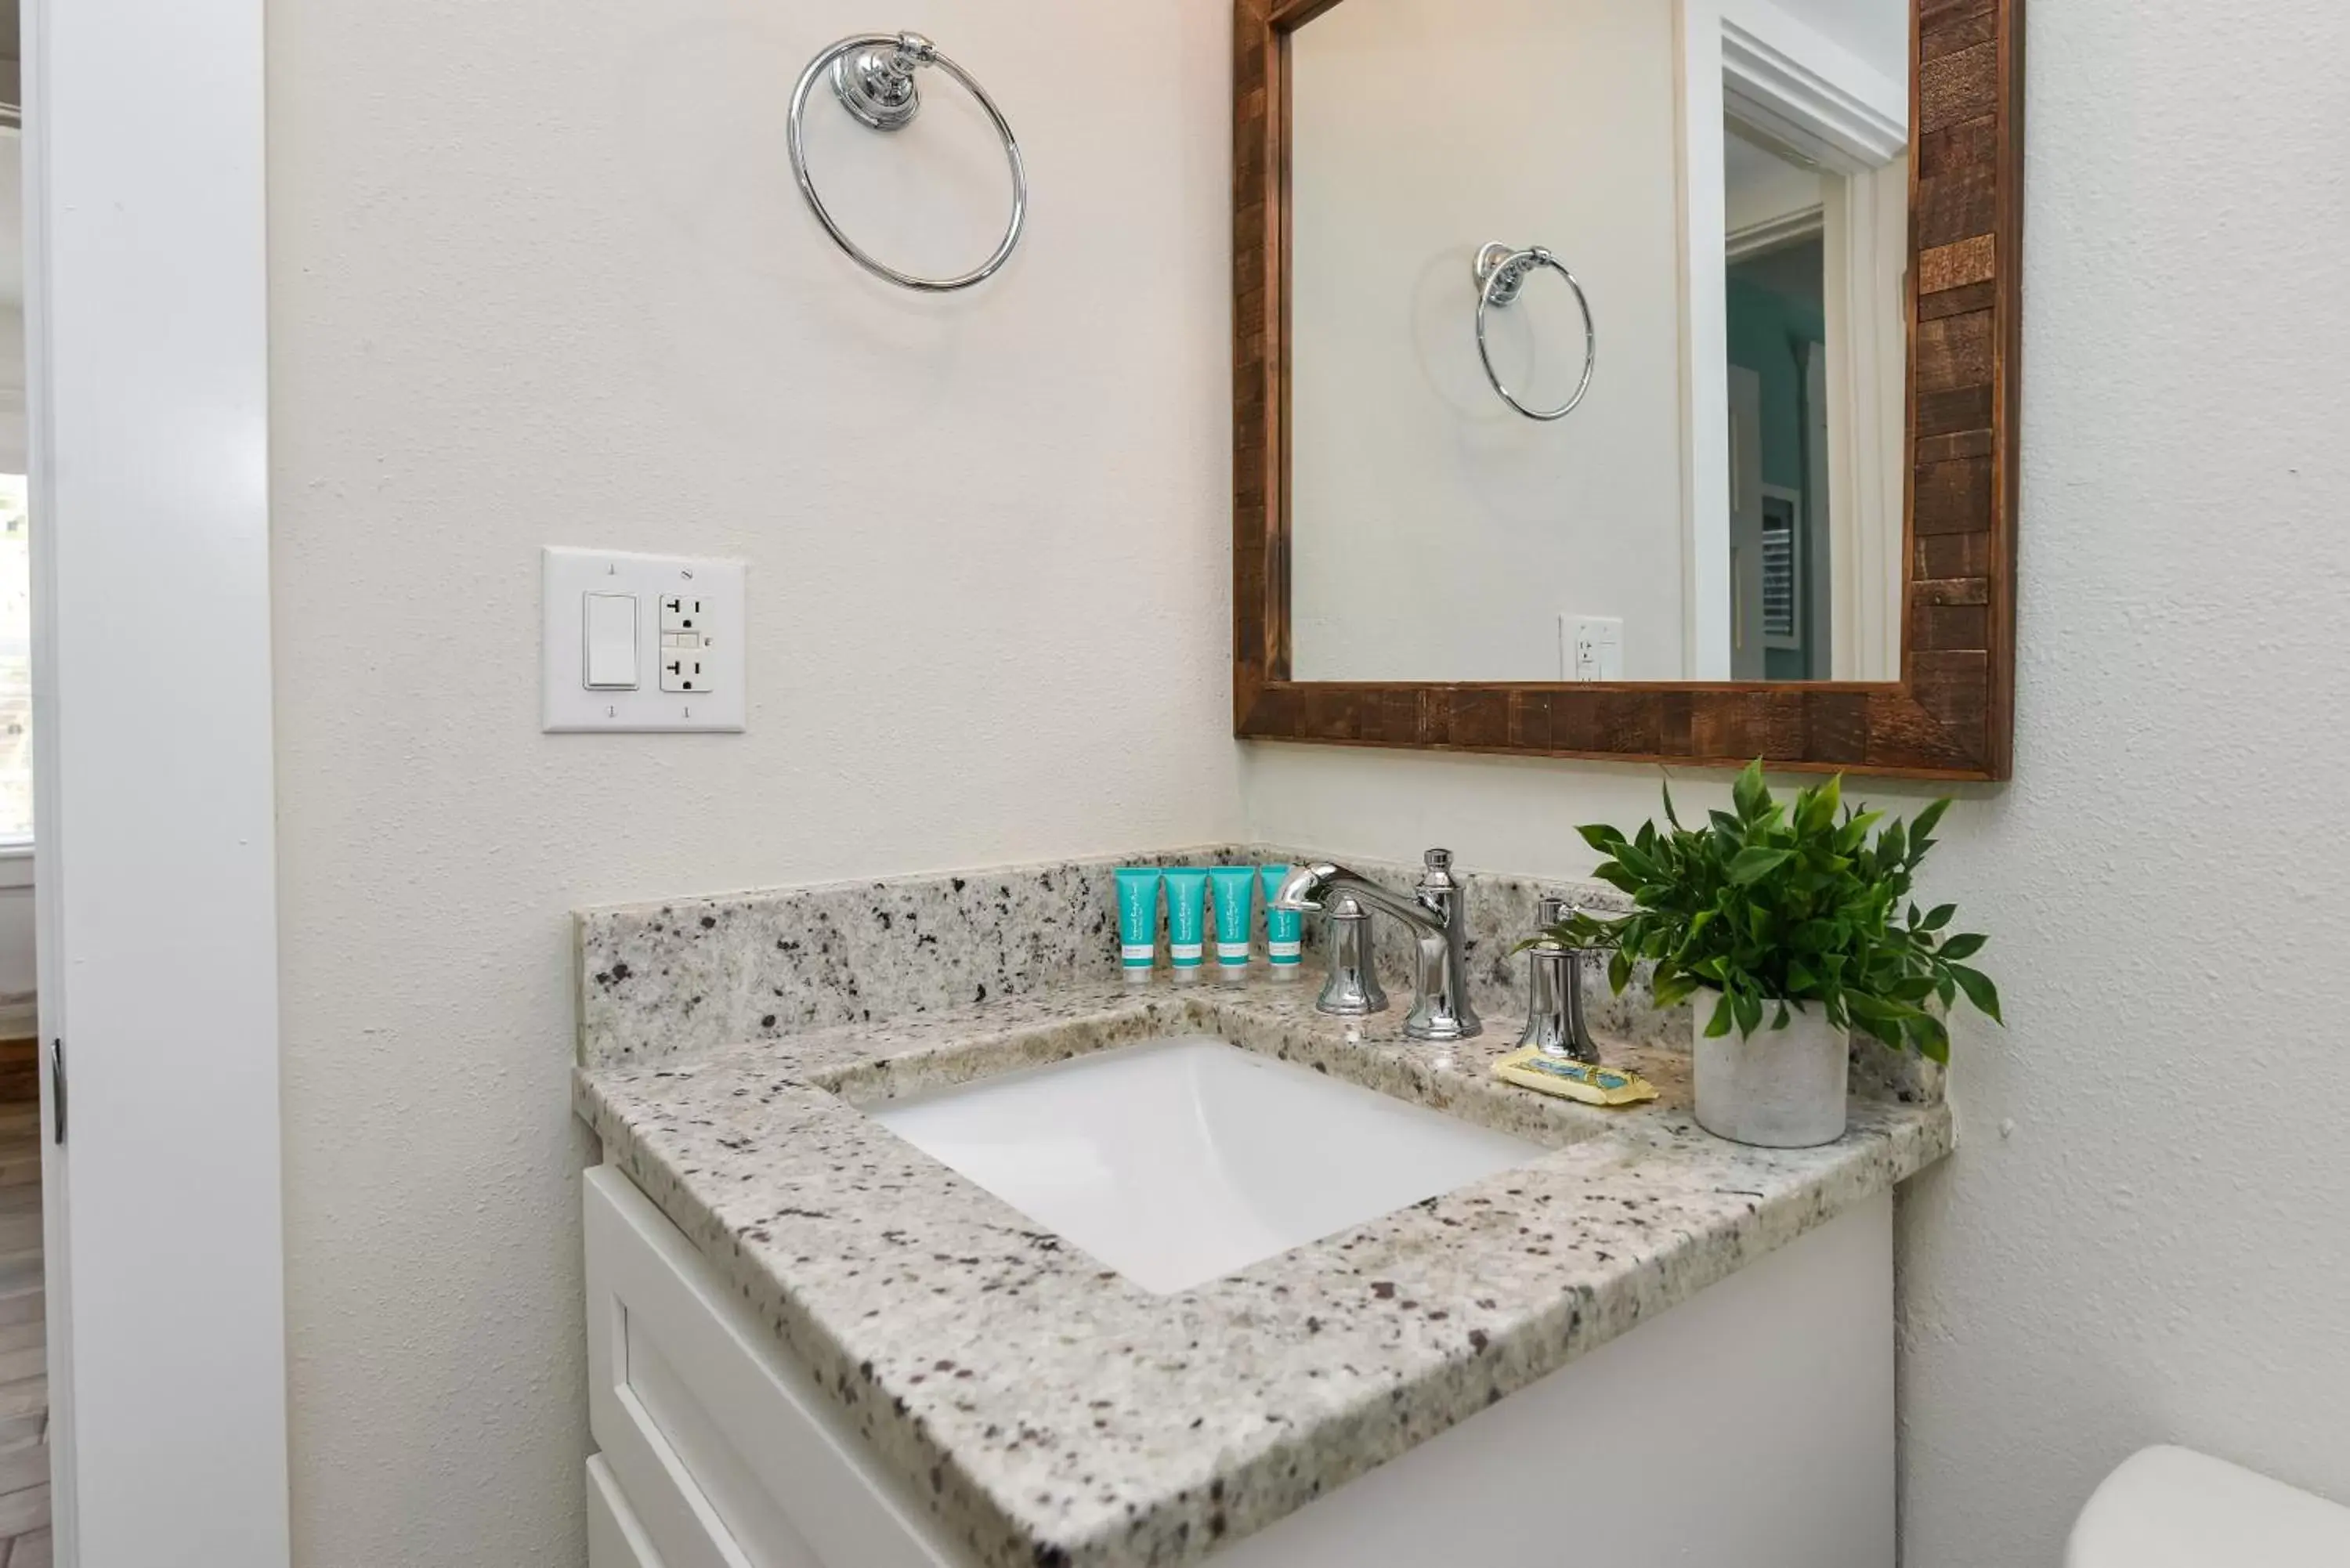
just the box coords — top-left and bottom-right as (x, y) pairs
(542, 547), (747, 733)
(1561, 615), (1625, 682)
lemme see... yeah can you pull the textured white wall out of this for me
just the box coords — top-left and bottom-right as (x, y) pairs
(264, 1), (1236, 1562)
(1287, 0), (1688, 682)
(1248, 0), (2350, 1555)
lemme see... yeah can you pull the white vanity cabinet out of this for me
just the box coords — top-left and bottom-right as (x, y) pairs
(584, 1161), (1897, 1568)
(583, 1165), (967, 1568)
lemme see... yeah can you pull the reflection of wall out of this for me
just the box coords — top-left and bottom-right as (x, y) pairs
(1289, 0), (1687, 681)
(1726, 240), (1825, 679)
(1249, 2), (2350, 1559)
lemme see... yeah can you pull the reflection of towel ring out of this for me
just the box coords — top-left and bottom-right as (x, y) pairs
(1473, 242), (1597, 421)
(786, 32), (1028, 292)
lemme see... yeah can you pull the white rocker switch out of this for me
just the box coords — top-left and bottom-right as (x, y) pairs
(584, 592), (640, 691)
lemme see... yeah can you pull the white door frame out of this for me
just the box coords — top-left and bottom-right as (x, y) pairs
(1675, 0), (1907, 681)
(27, 0), (289, 1558)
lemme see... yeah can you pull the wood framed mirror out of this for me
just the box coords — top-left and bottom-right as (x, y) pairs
(1233, 0), (2022, 779)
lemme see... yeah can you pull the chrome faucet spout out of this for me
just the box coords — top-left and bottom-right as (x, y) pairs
(1273, 863), (1441, 934)
(1274, 853), (1481, 1042)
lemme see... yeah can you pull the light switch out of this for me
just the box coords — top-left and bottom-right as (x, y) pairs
(584, 593), (639, 690)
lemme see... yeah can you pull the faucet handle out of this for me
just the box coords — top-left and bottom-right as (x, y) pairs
(1425, 847), (1452, 872)
(1417, 847), (1463, 896)
(1519, 895), (1600, 1063)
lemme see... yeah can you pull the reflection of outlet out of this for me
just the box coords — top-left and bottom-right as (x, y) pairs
(1562, 615), (1625, 681)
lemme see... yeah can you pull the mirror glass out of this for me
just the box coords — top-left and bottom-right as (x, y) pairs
(1286, 0), (1911, 685)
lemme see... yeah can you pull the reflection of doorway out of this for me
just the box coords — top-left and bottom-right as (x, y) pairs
(1678, 0), (1909, 680)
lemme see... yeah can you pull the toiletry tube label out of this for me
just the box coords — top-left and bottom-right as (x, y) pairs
(1207, 866), (1257, 970)
(1113, 868), (1163, 973)
(1162, 869), (1210, 969)
(1259, 865), (1304, 966)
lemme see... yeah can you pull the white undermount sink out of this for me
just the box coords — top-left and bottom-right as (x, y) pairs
(869, 1036), (1544, 1295)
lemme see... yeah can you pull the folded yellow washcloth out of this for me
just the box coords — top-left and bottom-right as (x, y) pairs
(1491, 1046), (1659, 1107)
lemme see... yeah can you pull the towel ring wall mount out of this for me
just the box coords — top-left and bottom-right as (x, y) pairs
(1473, 241), (1597, 422)
(786, 31), (1028, 293)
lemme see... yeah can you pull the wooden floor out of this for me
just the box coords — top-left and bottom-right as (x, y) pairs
(0, 1043), (48, 1566)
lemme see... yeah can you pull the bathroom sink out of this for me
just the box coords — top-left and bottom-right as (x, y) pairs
(869, 1036), (1542, 1295)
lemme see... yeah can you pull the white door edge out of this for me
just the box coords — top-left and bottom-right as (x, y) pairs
(26, 0), (289, 1557)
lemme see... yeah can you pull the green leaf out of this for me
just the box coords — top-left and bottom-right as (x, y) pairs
(1921, 903), (1956, 931)
(1896, 1009), (1950, 1061)
(1949, 963), (2004, 1024)
(1578, 823), (1628, 856)
(1726, 847), (1795, 885)
(1607, 950), (1633, 995)
(1732, 759), (1768, 822)
(1937, 931), (1988, 962)
(1909, 797), (1952, 852)
(1732, 986), (1763, 1037)
(1835, 810), (1884, 853)
(1705, 992), (1735, 1038)
(1798, 774), (1843, 835)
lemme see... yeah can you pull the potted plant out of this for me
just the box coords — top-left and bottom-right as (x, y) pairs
(1546, 761), (2001, 1148)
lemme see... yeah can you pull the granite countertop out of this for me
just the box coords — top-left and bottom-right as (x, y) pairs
(574, 972), (1953, 1568)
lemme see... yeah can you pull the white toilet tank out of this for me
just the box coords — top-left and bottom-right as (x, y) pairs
(2070, 1447), (2350, 1566)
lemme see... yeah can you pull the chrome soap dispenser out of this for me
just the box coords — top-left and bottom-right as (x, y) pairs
(1517, 896), (1600, 1063)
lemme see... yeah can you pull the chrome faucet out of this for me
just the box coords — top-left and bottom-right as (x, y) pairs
(1272, 850), (1483, 1042)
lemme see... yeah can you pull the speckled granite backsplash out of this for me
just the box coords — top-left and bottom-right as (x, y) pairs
(577, 846), (1246, 1067)
(576, 844), (1943, 1102)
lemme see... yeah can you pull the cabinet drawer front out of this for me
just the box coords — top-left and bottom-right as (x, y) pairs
(588, 1455), (671, 1568)
(584, 1165), (963, 1568)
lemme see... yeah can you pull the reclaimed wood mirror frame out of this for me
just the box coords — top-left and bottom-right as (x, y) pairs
(1232, 0), (2023, 779)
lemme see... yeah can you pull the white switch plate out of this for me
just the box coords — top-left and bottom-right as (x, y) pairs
(543, 547), (747, 733)
(1562, 615), (1625, 682)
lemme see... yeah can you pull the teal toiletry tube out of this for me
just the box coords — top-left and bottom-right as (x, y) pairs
(1260, 865), (1304, 977)
(1113, 868), (1162, 982)
(1162, 869), (1209, 982)
(1209, 866), (1257, 976)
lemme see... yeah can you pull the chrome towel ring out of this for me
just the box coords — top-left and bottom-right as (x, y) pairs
(786, 32), (1028, 293)
(1473, 241), (1597, 422)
